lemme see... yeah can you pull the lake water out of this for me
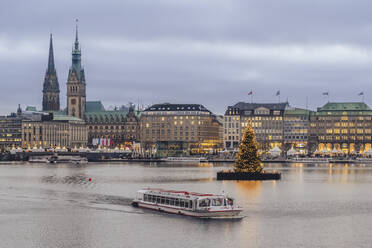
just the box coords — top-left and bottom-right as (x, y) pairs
(1, 162), (372, 248)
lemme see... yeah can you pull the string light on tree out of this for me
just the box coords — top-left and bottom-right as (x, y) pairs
(234, 121), (263, 173)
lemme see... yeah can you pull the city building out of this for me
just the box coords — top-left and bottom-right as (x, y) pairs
(85, 102), (140, 148)
(123, 107), (141, 145)
(223, 102), (288, 152)
(0, 113), (22, 151)
(140, 103), (222, 156)
(283, 108), (310, 154)
(42, 34), (60, 112)
(309, 102), (372, 154)
(67, 23), (86, 119)
(22, 113), (87, 149)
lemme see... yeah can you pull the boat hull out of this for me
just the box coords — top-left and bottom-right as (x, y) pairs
(133, 201), (242, 218)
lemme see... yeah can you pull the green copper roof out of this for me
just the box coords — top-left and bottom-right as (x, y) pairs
(315, 102), (372, 116)
(86, 101), (105, 112)
(53, 115), (84, 122)
(25, 106), (37, 111)
(319, 102), (371, 111)
(84, 110), (128, 121)
(284, 108), (310, 116)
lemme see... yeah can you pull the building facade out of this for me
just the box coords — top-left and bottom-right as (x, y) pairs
(224, 102), (288, 152)
(67, 24), (86, 119)
(309, 102), (372, 154)
(283, 108), (310, 153)
(123, 107), (141, 144)
(0, 113), (22, 151)
(22, 113), (87, 149)
(42, 34), (60, 112)
(140, 104), (222, 156)
(85, 102), (140, 148)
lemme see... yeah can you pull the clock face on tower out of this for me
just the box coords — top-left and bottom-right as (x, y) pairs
(71, 99), (76, 104)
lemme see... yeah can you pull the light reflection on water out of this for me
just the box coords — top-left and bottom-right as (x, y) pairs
(1, 162), (372, 247)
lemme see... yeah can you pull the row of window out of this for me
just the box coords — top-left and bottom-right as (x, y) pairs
(284, 136), (308, 140)
(143, 194), (193, 208)
(318, 136), (371, 141)
(325, 129), (370, 134)
(225, 116), (283, 122)
(316, 116), (372, 121)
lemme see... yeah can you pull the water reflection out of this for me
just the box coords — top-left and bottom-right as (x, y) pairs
(235, 181), (262, 199)
(2, 162), (372, 248)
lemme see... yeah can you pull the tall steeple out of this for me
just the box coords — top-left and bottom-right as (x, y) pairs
(71, 19), (83, 81)
(47, 34), (55, 73)
(42, 34), (60, 112)
(67, 19), (86, 119)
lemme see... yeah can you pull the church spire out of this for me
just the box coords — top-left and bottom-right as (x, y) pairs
(71, 19), (83, 79)
(47, 33), (55, 73)
(74, 19), (79, 50)
(67, 19), (86, 119)
(43, 33), (60, 112)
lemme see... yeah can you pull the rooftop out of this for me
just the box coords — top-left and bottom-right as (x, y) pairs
(53, 115), (84, 122)
(314, 102), (372, 116)
(229, 102), (289, 111)
(145, 103), (210, 113)
(25, 106), (37, 112)
(84, 110), (129, 120)
(284, 108), (310, 116)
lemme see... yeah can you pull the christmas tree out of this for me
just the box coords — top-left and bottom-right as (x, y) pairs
(234, 121), (263, 173)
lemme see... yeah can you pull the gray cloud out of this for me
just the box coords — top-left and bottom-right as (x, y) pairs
(1, 0), (372, 115)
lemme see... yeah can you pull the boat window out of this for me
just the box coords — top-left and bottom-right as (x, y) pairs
(180, 200), (185, 208)
(161, 197), (165, 204)
(144, 194), (148, 201)
(152, 196), (156, 203)
(165, 197), (170, 205)
(184, 201), (188, 208)
(170, 198), (175, 205)
(175, 199), (180, 206)
(157, 196), (161, 203)
(190, 200), (193, 209)
(212, 198), (223, 206)
(199, 199), (210, 207)
(224, 199), (227, 206)
(227, 198), (234, 206)
(148, 195), (152, 202)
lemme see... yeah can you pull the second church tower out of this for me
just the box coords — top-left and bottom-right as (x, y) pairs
(67, 21), (86, 119)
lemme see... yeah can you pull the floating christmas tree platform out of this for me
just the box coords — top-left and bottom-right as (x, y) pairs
(217, 121), (281, 181)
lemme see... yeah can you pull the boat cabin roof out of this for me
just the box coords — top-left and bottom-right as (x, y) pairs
(139, 188), (226, 199)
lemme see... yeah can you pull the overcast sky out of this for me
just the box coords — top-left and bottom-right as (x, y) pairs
(1, 0), (372, 115)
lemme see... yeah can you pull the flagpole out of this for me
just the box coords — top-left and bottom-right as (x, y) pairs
(251, 89), (253, 103)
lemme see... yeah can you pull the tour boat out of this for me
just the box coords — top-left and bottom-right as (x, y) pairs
(48, 155), (88, 164)
(132, 188), (243, 218)
(29, 156), (50, 163)
(160, 157), (207, 162)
